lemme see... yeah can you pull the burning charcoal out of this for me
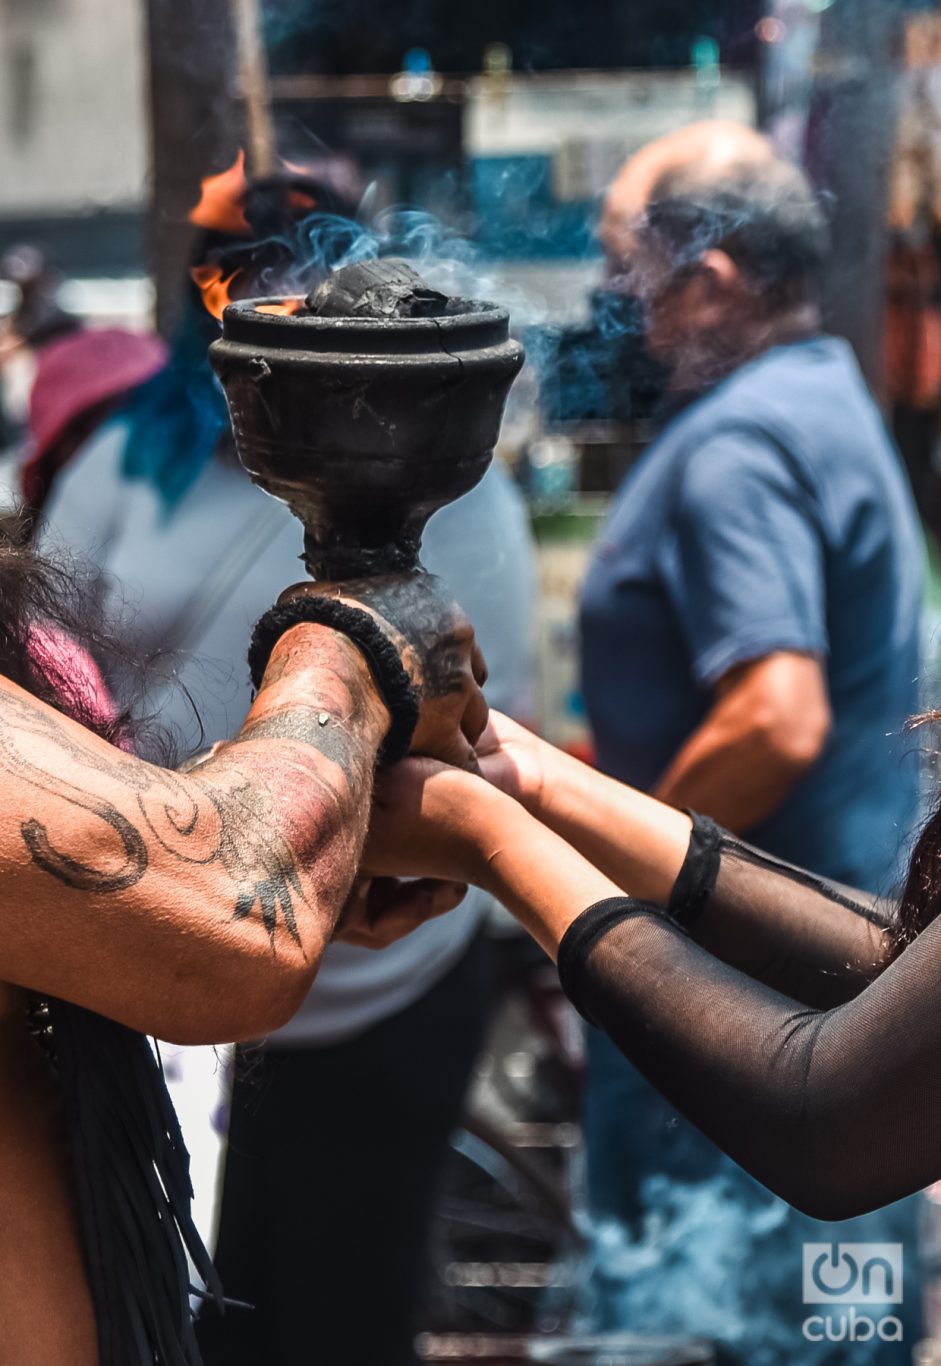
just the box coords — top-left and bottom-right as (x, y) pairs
(307, 258), (449, 320)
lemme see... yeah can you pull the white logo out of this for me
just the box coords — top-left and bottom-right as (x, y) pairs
(802, 1308), (904, 1344)
(802, 1243), (903, 1305)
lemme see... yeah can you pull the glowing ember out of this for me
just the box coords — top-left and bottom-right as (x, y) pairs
(255, 299), (305, 316)
(188, 151), (250, 235)
(191, 263), (242, 321)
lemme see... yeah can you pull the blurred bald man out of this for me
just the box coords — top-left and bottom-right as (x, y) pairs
(578, 122), (925, 1358)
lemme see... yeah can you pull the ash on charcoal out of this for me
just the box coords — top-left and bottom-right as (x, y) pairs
(307, 258), (450, 320)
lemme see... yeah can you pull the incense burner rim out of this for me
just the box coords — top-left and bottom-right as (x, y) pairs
(215, 297), (521, 359)
(224, 296), (511, 331)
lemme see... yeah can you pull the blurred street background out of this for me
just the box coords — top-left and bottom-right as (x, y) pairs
(4, 3), (941, 1363)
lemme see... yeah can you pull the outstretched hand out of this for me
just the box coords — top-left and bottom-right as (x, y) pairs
(361, 756), (511, 888)
(360, 747), (621, 963)
(344, 713), (555, 952)
(279, 574), (488, 769)
(337, 757), (506, 950)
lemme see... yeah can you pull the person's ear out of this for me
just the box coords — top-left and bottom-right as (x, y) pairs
(699, 249), (741, 296)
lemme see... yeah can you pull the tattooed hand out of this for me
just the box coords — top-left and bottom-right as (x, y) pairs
(278, 574), (488, 769)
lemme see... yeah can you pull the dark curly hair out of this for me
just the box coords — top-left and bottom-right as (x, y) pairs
(893, 714), (941, 953)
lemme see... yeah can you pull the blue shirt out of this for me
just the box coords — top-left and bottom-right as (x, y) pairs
(580, 336), (924, 892)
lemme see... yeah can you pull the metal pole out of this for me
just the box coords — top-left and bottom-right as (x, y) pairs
(231, 0), (276, 178)
(143, 0), (242, 336)
(809, 0), (901, 397)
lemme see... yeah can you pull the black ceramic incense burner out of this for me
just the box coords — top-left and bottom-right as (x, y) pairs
(209, 259), (524, 578)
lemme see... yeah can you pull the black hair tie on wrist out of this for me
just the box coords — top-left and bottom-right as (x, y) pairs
(667, 811), (724, 929)
(248, 598), (420, 767)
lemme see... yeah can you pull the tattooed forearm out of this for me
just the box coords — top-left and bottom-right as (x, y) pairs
(22, 807), (148, 892)
(0, 688), (154, 891)
(0, 623), (388, 949)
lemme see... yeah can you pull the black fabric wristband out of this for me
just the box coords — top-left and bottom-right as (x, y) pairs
(557, 896), (661, 1027)
(667, 811), (725, 929)
(248, 599), (420, 767)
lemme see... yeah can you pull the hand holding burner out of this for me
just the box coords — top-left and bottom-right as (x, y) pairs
(278, 573), (488, 769)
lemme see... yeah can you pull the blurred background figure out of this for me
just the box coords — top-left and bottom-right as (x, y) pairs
(886, 11), (941, 546)
(198, 472), (536, 1366)
(0, 243), (78, 357)
(0, 244), (77, 351)
(23, 325), (167, 517)
(0, 244), (166, 515)
(37, 162), (538, 1366)
(0, 244), (81, 494)
(577, 120), (924, 1361)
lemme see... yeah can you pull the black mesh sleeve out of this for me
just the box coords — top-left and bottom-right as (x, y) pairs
(667, 815), (894, 1007)
(558, 882), (941, 1220)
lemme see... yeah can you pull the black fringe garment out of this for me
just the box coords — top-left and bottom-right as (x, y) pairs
(38, 998), (222, 1365)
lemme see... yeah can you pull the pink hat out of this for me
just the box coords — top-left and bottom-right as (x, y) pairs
(28, 327), (168, 464)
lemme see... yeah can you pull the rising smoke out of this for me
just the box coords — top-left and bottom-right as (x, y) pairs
(575, 1166), (921, 1365)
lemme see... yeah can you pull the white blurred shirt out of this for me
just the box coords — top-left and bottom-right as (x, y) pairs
(42, 422), (538, 1044)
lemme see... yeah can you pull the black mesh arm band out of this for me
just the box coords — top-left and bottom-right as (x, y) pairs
(557, 897), (650, 1027)
(248, 599), (420, 767)
(556, 881), (941, 1220)
(665, 812), (723, 930)
(665, 813), (894, 1008)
